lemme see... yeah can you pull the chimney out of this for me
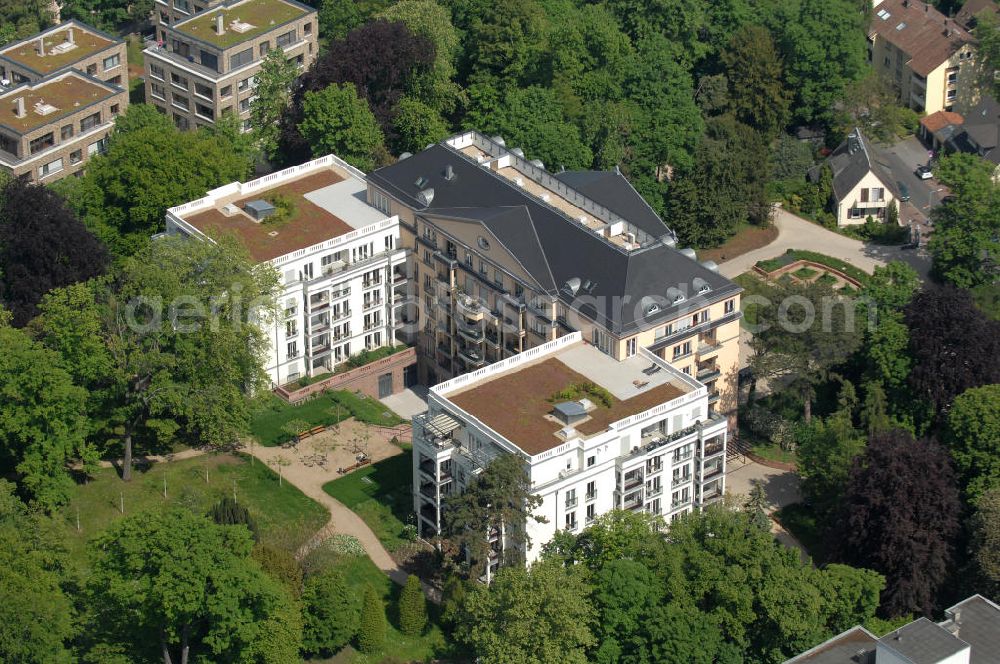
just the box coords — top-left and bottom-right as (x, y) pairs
(37, 37), (45, 57)
(67, 27), (74, 44)
(215, 13), (224, 35)
(14, 97), (25, 118)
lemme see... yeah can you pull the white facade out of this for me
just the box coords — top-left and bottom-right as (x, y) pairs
(165, 155), (408, 386)
(836, 169), (896, 227)
(412, 332), (727, 579)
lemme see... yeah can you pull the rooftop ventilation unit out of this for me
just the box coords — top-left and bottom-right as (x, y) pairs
(514, 177), (524, 187)
(490, 135), (506, 147)
(398, 152), (412, 160)
(582, 279), (597, 294)
(215, 13), (225, 34)
(245, 199), (275, 222)
(700, 260), (719, 273)
(680, 247), (697, 260)
(417, 188), (435, 207)
(13, 97), (25, 118)
(511, 147), (525, 157)
(666, 287), (686, 305)
(541, 194), (550, 202)
(221, 203), (239, 216)
(529, 158), (544, 169)
(414, 176), (429, 189)
(660, 234), (677, 248)
(553, 401), (589, 426)
(693, 277), (711, 295)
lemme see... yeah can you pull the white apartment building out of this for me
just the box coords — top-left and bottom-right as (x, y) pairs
(165, 155), (408, 386)
(412, 332), (727, 580)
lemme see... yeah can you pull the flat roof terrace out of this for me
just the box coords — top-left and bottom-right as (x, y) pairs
(0, 73), (117, 134)
(174, 0), (309, 49)
(448, 343), (688, 455)
(0, 24), (115, 75)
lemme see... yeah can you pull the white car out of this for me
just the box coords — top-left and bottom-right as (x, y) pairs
(916, 165), (933, 180)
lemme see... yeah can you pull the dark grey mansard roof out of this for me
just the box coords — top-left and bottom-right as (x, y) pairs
(369, 143), (740, 335)
(553, 169), (669, 238)
(877, 618), (969, 664)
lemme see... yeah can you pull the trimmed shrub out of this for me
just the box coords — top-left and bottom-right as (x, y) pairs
(302, 569), (359, 656)
(397, 575), (427, 636)
(207, 496), (258, 541)
(357, 585), (387, 654)
(252, 544), (303, 597)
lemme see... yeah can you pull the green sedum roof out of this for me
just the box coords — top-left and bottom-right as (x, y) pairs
(174, 0), (310, 49)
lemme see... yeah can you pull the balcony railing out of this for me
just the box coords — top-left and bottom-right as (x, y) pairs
(702, 442), (725, 457)
(702, 465), (723, 480)
(585, 491), (596, 501)
(565, 497), (578, 509)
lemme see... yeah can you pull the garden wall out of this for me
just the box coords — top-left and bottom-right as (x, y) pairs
(275, 347), (417, 404)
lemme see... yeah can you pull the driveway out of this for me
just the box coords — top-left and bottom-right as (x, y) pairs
(726, 459), (808, 562)
(874, 135), (947, 224)
(718, 207), (931, 281)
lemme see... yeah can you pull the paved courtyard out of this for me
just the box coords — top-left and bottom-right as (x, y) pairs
(380, 385), (429, 419)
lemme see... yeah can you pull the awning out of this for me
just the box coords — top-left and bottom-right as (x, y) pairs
(426, 413), (460, 437)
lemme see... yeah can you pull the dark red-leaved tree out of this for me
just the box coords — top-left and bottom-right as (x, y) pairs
(904, 286), (1000, 416)
(278, 20), (435, 165)
(0, 177), (109, 326)
(833, 430), (960, 618)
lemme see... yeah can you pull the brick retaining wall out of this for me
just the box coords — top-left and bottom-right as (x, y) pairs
(275, 347), (417, 404)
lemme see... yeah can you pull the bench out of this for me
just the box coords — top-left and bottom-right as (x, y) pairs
(337, 458), (372, 475)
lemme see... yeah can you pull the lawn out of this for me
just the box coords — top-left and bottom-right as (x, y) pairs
(251, 391), (405, 446)
(793, 266), (818, 280)
(303, 551), (448, 664)
(774, 503), (827, 563)
(59, 453), (328, 559)
(697, 222), (779, 264)
(750, 442), (798, 466)
(323, 448), (416, 553)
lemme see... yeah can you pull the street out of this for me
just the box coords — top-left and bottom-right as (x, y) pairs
(873, 135), (947, 247)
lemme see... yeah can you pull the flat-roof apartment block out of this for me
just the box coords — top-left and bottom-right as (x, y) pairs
(144, 0), (318, 131)
(368, 132), (742, 425)
(413, 332), (727, 579)
(165, 155), (408, 387)
(154, 0), (227, 29)
(0, 70), (126, 182)
(0, 20), (128, 87)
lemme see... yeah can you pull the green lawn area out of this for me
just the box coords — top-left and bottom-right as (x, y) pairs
(816, 273), (839, 287)
(305, 552), (448, 664)
(323, 448), (415, 553)
(126, 34), (144, 66)
(755, 249), (871, 285)
(59, 453), (328, 559)
(774, 502), (827, 563)
(750, 442), (798, 465)
(793, 266), (818, 280)
(251, 391), (405, 446)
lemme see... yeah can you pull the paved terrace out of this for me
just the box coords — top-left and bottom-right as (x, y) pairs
(448, 342), (689, 454)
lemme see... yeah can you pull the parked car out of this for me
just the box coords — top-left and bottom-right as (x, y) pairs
(897, 181), (910, 202)
(916, 165), (933, 180)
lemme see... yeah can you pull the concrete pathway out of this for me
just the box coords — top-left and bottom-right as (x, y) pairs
(718, 208), (931, 281)
(380, 385), (429, 420)
(95, 446), (209, 469)
(725, 458), (810, 563)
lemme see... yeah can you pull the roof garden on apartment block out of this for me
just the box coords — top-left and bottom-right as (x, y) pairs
(0, 22), (117, 76)
(0, 73), (119, 134)
(173, 0), (311, 49)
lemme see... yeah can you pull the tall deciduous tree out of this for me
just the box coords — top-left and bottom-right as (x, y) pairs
(86, 508), (301, 663)
(36, 237), (278, 481)
(834, 430), (960, 617)
(797, 413), (865, 521)
(720, 24), (790, 139)
(301, 569), (358, 656)
(250, 47), (300, 160)
(944, 385), (1000, 502)
(298, 83), (386, 170)
(0, 178), (108, 327)
(969, 485), (1000, 599)
(905, 286), (1000, 416)
(455, 558), (596, 664)
(391, 96), (450, 155)
(443, 453), (545, 577)
(0, 324), (93, 509)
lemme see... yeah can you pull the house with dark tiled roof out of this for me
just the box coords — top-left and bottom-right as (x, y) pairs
(956, 0), (999, 31)
(784, 594), (1000, 664)
(868, 0), (977, 114)
(821, 128), (897, 226)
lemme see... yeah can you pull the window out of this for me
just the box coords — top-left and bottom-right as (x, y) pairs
(149, 63), (165, 80)
(947, 89), (957, 100)
(0, 133), (18, 156)
(673, 341), (692, 360)
(173, 113), (189, 130)
(872, 187), (884, 202)
(174, 0), (190, 12)
(87, 137), (108, 156)
(285, 320), (297, 337)
(103, 54), (120, 70)
(69, 149), (82, 164)
(625, 337), (637, 357)
(565, 489), (577, 508)
(150, 82), (166, 99)
(172, 93), (189, 110)
(195, 103), (213, 119)
(38, 157), (63, 177)
(194, 81), (213, 98)
(199, 50), (218, 70)
(304, 21), (313, 35)
(586, 481), (596, 500)
(238, 97), (251, 112)
(372, 189), (390, 214)
(108, 75), (121, 85)
(170, 72), (188, 89)
(724, 299), (735, 314)
(229, 48), (253, 69)
(29, 132), (54, 154)
(259, 41), (270, 57)
(277, 29), (296, 48)
(587, 455), (596, 467)
(86, 63), (97, 76)
(564, 512), (577, 530)
(60, 124), (74, 140)
(287, 340), (299, 358)
(238, 77), (252, 92)
(220, 85), (232, 98)
(110, 104), (120, 116)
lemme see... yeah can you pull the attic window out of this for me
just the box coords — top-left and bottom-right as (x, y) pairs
(414, 176), (429, 189)
(877, 8), (890, 20)
(477, 236), (490, 250)
(896, 22), (907, 30)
